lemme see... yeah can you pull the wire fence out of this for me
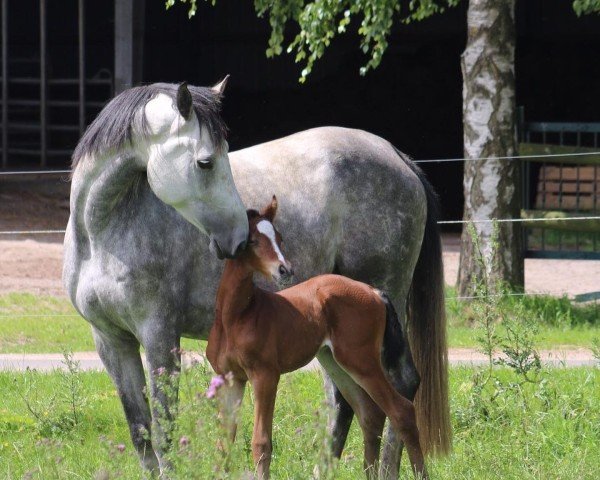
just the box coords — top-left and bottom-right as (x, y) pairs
(1, 215), (600, 236)
(413, 150), (600, 164)
(0, 149), (598, 315)
(0, 169), (71, 176)
(0, 149), (599, 176)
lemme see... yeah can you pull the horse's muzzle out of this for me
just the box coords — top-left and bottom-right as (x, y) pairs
(275, 264), (294, 287)
(210, 238), (247, 260)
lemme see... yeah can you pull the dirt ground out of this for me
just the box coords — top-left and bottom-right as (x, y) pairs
(1, 178), (599, 298)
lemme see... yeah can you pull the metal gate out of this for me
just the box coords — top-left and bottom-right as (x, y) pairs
(0, 0), (113, 170)
(519, 108), (600, 259)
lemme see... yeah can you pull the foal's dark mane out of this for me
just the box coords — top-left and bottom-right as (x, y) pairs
(72, 83), (228, 168)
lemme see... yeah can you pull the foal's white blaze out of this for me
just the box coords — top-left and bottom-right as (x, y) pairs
(256, 220), (286, 263)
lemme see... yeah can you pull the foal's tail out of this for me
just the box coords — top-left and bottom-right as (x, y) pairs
(400, 151), (452, 456)
(380, 291), (408, 374)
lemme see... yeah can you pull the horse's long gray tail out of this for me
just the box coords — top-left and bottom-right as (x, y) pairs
(395, 148), (452, 456)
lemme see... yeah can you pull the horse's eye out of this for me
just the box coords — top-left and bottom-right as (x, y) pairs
(247, 239), (257, 246)
(196, 158), (213, 170)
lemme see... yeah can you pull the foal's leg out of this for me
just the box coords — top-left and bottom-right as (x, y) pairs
(318, 348), (385, 478)
(381, 304), (421, 480)
(333, 348), (427, 479)
(93, 327), (158, 474)
(250, 371), (280, 480)
(217, 378), (246, 445)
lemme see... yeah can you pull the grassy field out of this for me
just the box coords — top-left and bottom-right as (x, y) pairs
(446, 290), (600, 349)
(1, 292), (599, 353)
(0, 365), (598, 479)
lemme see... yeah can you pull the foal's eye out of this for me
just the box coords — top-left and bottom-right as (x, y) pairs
(247, 239), (257, 246)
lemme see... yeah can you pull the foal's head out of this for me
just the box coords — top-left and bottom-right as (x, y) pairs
(243, 196), (294, 284)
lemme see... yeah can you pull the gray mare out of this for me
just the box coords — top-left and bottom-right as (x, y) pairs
(63, 82), (450, 478)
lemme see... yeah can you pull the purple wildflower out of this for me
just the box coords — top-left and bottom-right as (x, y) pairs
(116, 444), (126, 453)
(206, 375), (225, 399)
(179, 436), (190, 447)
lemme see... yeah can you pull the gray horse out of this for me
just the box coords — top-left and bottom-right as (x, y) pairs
(63, 81), (450, 478)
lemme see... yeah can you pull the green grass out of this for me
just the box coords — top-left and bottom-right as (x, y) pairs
(446, 289), (600, 349)
(0, 293), (95, 353)
(448, 324), (600, 349)
(0, 293), (199, 354)
(1, 292), (599, 353)
(1, 366), (598, 479)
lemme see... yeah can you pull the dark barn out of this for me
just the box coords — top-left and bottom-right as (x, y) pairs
(1, 0), (599, 223)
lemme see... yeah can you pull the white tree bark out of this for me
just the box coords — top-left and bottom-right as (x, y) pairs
(458, 0), (524, 295)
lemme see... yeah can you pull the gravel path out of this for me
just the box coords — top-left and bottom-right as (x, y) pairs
(442, 234), (600, 298)
(1, 237), (599, 299)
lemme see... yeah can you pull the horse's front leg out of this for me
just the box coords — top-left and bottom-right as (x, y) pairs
(142, 324), (182, 475)
(93, 327), (158, 474)
(250, 371), (279, 479)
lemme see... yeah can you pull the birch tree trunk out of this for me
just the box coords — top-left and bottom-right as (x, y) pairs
(457, 0), (524, 296)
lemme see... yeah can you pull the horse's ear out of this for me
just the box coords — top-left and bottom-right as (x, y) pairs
(211, 75), (230, 96)
(176, 82), (193, 120)
(261, 195), (278, 222)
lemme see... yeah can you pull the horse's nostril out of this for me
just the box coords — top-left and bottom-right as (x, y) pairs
(212, 241), (225, 260)
(278, 265), (287, 276)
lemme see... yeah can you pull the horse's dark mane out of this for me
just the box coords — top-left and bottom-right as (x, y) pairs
(72, 83), (228, 168)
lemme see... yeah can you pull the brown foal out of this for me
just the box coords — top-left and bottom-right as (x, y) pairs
(206, 196), (427, 479)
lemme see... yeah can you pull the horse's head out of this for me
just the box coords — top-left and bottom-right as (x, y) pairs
(244, 196), (294, 284)
(142, 79), (248, 259)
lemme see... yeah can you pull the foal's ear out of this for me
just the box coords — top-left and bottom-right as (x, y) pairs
(261, 195), (278, 222)
(211, 75), (230, 96)
(176, 82), (194, 120)
(246, 209), (260, 220)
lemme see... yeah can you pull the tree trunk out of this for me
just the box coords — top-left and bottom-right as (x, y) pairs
(457, 0), (524, 296)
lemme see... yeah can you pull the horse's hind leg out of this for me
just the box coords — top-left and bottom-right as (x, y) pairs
(318, 348), (386, 479)
(93, 327), (158, 473)
(332, 347), (427, 479)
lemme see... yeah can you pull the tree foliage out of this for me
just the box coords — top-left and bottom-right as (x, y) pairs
(166, 0), (459, 81)
(167, 0), (600, 81)
(573, 0), (600, 15)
